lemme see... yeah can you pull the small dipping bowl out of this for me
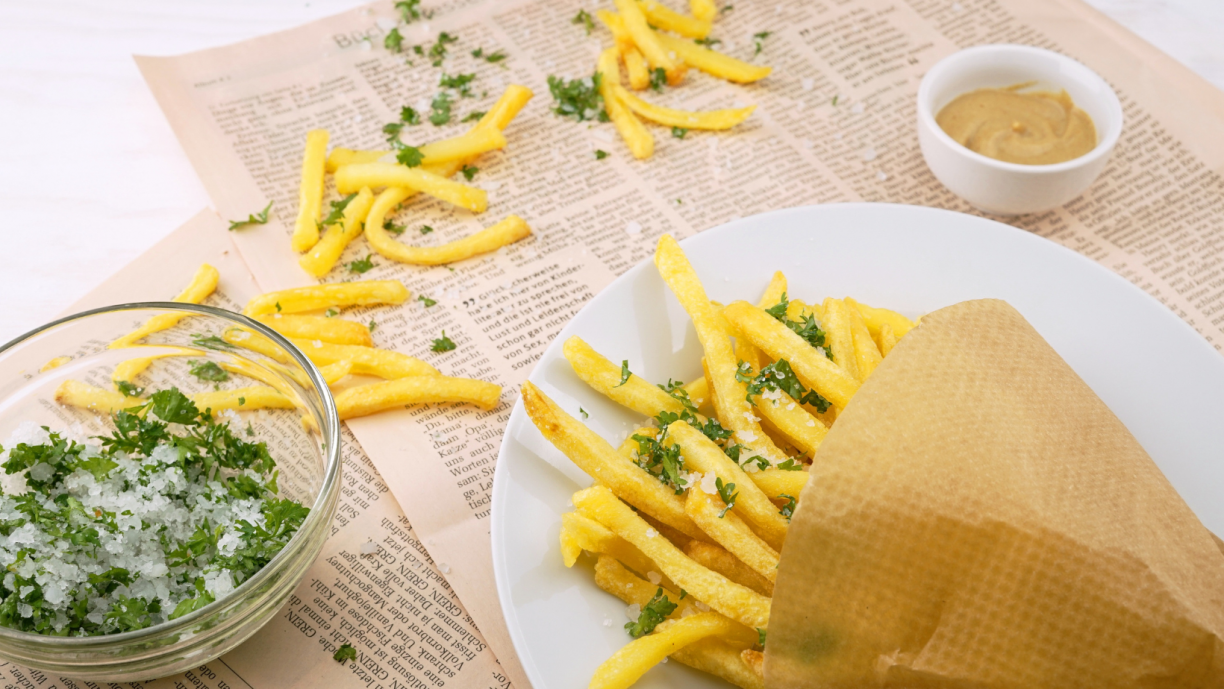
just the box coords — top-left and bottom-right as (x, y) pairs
(917, 44), (1123, 215)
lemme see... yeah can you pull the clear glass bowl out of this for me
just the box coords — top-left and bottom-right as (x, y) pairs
(0, 303), (340, 681)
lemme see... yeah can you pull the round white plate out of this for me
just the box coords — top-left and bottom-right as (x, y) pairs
(490, 203), (1224, 689)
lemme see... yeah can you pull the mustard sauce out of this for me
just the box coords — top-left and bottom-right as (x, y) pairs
(936, 83), (1097, 165)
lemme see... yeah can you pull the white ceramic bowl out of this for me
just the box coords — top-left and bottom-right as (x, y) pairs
(917, 44), (1123, 215)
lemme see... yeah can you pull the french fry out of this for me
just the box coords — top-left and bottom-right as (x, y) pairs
(594, 556), (700, 620)
(655, 33), (772, 84)
(574, 485), (771, 629)
(590, 612), (757, 689)
(684, 541), (773, 597)
(112, 349), (193, 387)
(685, 487), (780, 583)
(668, 422), (789, 551)
(480, 84), (534, 131)
(617, 426), (655, 460)
(253, 314), (375, 347)
(673, 640), (764, 689)
(683, 376), (712, 414)
(334, 375), (500, 418)
(110, 264), (220, 349)
(243, 280), (409, 316)
(598, 48), (654, 160)
(55, 380), (141, 415)
(564, 337), (688, 419)
(565, 513), (664, 581)
(223, 328), (293, 365)
(621, 46), (651, 90)
(326, 148), (388, 172)
(406, 124), (508, 165)
(721, 301), (860, 409)
(613, 0), (684, 85)
(638, 0), (712, 39)
(366, 211), (533, 266)
(749, 467), (808, 499)
(318, 360), (354, 384)
(757, 272), (787, 310)
(40, 356), (71, 372)
(191, 386), (295, 415)
(846, 301), (883, 380)
(786, 297), (821, 323)
(655, 236), (787, 463)
(690, 0), (717, 22)
(821, 298), (860, 382)
(289, 339), (438, 379)
(751, 387), (827, 458)
(217, 356), (296, 395)
(597, 9), (636, 52)
(740, 649), (764, 680)
(292, 129), (329, 252)
(522, 382), (706, 541)
(334, 162), (488, 212)
(614, 86), (756, 130)
(299, 187), (375, 278)
(879, 322), (898, 356)
(844, 296), (915, 338)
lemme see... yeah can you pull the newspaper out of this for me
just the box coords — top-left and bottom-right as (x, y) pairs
(0, 212), (512, 689)
(133, 0), (1224, 685)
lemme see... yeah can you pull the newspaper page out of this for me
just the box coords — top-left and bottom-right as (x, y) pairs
(135, 0), (1224, 685)
(0, 212), (511, 689)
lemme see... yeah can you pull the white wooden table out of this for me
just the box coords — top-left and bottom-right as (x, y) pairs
(1, 0), (1221, 344)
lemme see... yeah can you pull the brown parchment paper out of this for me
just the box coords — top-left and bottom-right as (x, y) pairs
(766, 299), (1224, 688)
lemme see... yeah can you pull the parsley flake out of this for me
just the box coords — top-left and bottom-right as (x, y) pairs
(472, 47), (507, 64)
(428, 32), (458, 67)
(348, 255), (376, 274)
(757, 628), (767, 647)
(227, 201), (272, 231)
(573, 9), (594, 35)
(461, 164), (478, 181)
(765, 293), (832, 358)
(832, 95), (839, 106)
(429, 91), (453, 125)
(395, 0), (426, 23)
(191, 334), (234, 351)
(401, 106), (422, 125)
(418, 295), (437, 307)
(595, 149), (609, 160)
(383, 220), (407, 236)
(334, 642), (358, 664)
(188, 360), (229, 383)
(625, 588), (676, 638)
(320, 193), (358, 228)
(778, 493), (797, 520)
(368, 320), (377, 332)
(739, 358), (831, 413)
(385, 27), (404, 52)
(649, 67), (667, 92)
(462, 111), (486, 122)
(431, 331), (457, 352)
(439, 72), (476, 98)
(547, 73), (607, 122)
(776, 457), (804, 471)
(396, 145), (424, 167)
(579, 407), (589, 420)
(420, 225), (434, 235)
(694, 37), (722, 47)
(116, 381), (145, 398)
(324, 307), (339, 318)
(615, 360), (631, 387)
(672, 127), (688, 139)
(752, 31), (772, 56)
(715, 476), (738, 517)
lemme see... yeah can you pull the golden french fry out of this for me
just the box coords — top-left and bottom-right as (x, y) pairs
(223, 328), (293, 365)
(55, 380), (141, 415)
(655, 33), (772, 84)
(617, 426), (655, 459)
(749, 467), (808, 499)
(751, 387), (827, 458)
(243, 280), (409, 316)
(655, 236), (786, 463)
(613, 0), (684, 85)
(523, 382), (707, 541)
(334, 162), (488, 212)
(334, 375), (500, 418)
(110, 264), (220, 349)
(721, 301), (860, 409)
(111, 349), (194, 387)
(879, 322), (898, 356)
(191, 387), (295, 415)
(674, 640), (764, 689)
(621, 46), (651, 90)
(822, 298), (860, 381)
(638, 0), (712, 38)
(668, 422), (789, 551)
(740, 649), (764, 679)
(40, 357), (71, 372)
(597, 9), (636, 52)
(846, 300), (883, 380)
(690, 0), (717, 21)
(564, 337), (688, 419)
(574, 485), (771, 629)
(560, 521), (583, 568)
(326, 148), (387, 172)
(480, 84), (534, 131)
(684, 541), (773, 597)
(786, 297), (820, 323)
(366, 211), (532, 266)
(594, 555), (698, 619)
(590, 612), (757, 689)
(685, 488), (780, 584)
(757, 272), (787, 310)
(564, 513), (665, 582)
(614, 85), (755, 130)
(844, 296), (915, 338)
(318, 360), (354, 384)
(340, 125), (507, 174)
(292, 129), (329, 252)
(289, 339), (438, 379)
(253, 314), (374, 347)
(682, 376), (712, 414)
(598, 48), (654, 160)
(299, 187), (375, 278)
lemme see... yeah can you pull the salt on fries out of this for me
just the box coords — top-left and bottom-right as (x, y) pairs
(521, 235), (917, 688)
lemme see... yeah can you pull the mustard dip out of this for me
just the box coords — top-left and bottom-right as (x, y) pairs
(935, 84), (1097, 165)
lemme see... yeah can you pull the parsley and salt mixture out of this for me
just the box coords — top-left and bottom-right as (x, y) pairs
(0, 389), (309, 635)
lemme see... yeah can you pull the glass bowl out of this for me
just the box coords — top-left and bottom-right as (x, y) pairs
(0, 302), (341, 681)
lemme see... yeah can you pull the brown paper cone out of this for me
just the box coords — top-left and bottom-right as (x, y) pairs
(765, 299), (1224, 688)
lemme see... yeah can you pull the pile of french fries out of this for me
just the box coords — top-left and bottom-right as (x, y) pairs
(590, 0), (772, 159)
(55, 267), (501, 422)
(291, 84), (536, 277)
(522, 235), (915, 688)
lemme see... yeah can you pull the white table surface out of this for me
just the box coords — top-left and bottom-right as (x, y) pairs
(1, 0), (1222, 344)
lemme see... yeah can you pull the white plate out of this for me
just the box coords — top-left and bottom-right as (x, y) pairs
(490, 203), (1224, 689)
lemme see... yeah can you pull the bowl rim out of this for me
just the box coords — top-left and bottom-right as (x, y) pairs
(916, 43), (1124, 175)
(0, 301), (341, 646)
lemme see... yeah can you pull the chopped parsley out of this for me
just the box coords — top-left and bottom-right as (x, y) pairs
(694, 37), (722, 47)
(715, 477), (738, 517)
(738, 359), (831, 413)
(191, 334), (234, 351)
(757, 628), (767, 647)
(420, 225), (434, 235)
(400, 106), (422, 125)
(428, 32), (458, 67)
(431, 331), (457, 352)
(417, 295), (437, 307)
(395, 0), (426, 23)
(624, 588), (676, 638)
(238, 396), (246, 406)
(334, 642), (358, 664)
(831, 95), (839, 106)
(595, 150), (609, 160)
(348, 255), (376, 274)
(116, 381), (145, 398)
(776, 457), (804, 471)
(778, 494), (797, 521)
(439, 72), (476, 98)
(579, 407), (589, 420)
(672, 127), (688, 139)
(227, 201), (272, 231)
(368, 320), (377, 332)
(383, 121), (405, 143)
(462, 111), (486, 122)
(630, 429), (687, 494)
(765, 293), (831, 357)
(385, 27), (404, 52)
(573, 9), (594, 35)
(275, 302), (282, 313)
(187, 360), (229, 383)
(395, 144), (424, 167)
(383, 220), (407, 236)
(461, 164), (479, 181)
(324, 307), (340, 318)
(320, 193), (358, 228)
(615, 360), (631, 388)
(547, 73), (607, 122)
(429, 91), (453, 125)
(752, 31), (772, 56)
(721, 4), (734, 13)
(472, 47), (508, 64)
(649, 67), (667, 92)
